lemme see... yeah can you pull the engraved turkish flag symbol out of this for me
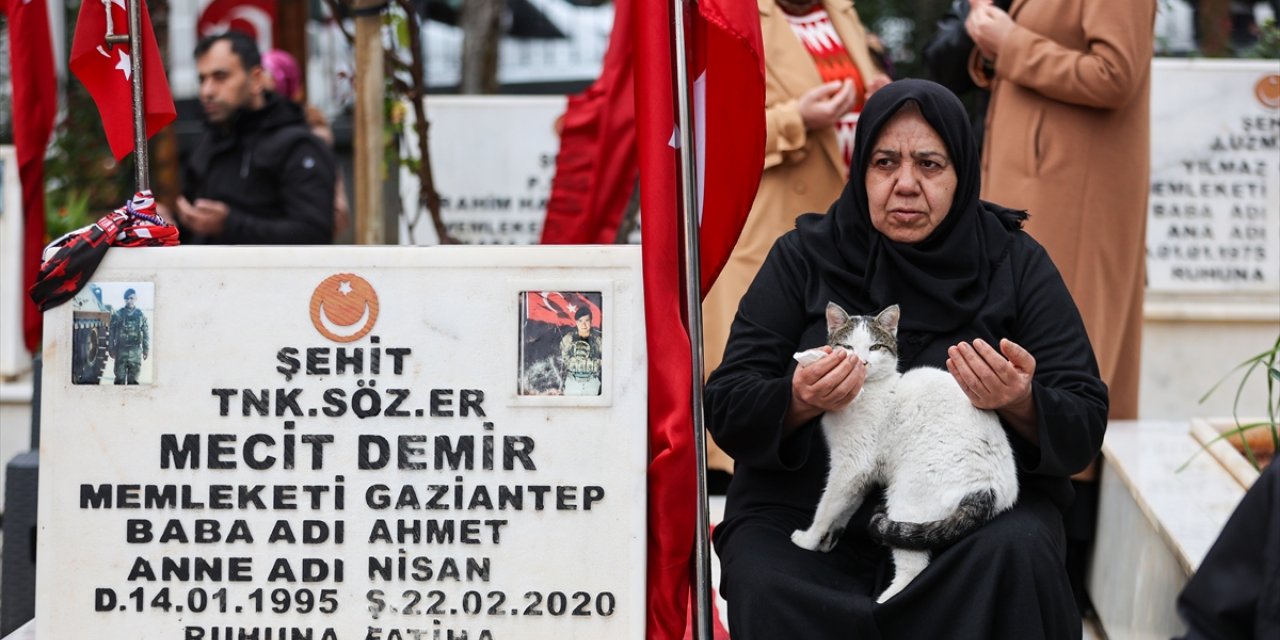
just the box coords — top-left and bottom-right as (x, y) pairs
(310, 274), (380, 343)
(1256, 74), (1280, 110)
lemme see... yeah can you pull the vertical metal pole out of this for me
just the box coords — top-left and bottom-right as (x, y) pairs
(672, 1), (713, 638)
(127, 0), (150, 192)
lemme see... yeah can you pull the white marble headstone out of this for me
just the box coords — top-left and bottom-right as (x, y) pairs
(0, 145), (32, 377)
(36, 246), (648, 640)
(1147, 59), (1280, 294)
(399, 97), (566, 246)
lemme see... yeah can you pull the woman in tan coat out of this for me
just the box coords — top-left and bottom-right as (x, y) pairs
(967, 0), (1155, 420)
(703, 0), (889, 472)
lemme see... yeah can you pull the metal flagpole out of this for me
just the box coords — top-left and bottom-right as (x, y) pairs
(104, 0), (150, 192)
(671, 0), (714, 638)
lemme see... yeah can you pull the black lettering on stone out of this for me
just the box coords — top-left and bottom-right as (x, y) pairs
(307, 347), (331, 375)
(276, 348), (301, 381)
(335, 348), (362, 375)
(211, 389), (237, 416)
(275, 388), (304, 416)
(243, 389), (270, 416)
(399, 435), (429, 470)
(385, 348), (410, 374)
(435, 436), (473, 470)
(430, 389), (454, 417)
(460, 389), (485, 417)
(383, 388), (410, 416)
(207, 434), (237, 469)
(161, 434), (201, 469)
(503, 436), (536, 470)
(360, 436), (390, 470)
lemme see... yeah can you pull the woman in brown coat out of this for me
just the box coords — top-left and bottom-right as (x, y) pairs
(967, 0), (1156, 420)
(703, 0), (889, 472)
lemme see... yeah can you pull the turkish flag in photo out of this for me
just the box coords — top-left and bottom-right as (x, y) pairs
(70, 0), (176, 160)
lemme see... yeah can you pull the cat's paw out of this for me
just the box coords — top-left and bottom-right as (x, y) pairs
(790, 528), (823, 551)
(791, 527), (840, 552)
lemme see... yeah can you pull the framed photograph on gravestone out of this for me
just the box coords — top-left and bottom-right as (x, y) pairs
(517, 291), (604, 397)
(70, 281), (154, 385)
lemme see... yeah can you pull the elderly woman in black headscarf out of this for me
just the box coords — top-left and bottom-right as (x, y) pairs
(704, 79), (1108, 638)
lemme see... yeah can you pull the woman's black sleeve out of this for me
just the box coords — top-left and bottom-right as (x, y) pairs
(1008, 237), (1110, 477)
(705, 236), (821, 471)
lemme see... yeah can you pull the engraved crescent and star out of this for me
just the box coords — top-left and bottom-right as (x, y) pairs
(1257, 74), (1280, 110)
(310, 274), (379, 343)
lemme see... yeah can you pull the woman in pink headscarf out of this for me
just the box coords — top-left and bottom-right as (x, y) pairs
(262, 49), (350, 238)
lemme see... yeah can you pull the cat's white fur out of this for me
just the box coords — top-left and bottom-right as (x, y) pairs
(790, 303), (1018, 603)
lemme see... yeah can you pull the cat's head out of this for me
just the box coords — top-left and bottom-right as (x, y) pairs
(825, 303), (900, 376)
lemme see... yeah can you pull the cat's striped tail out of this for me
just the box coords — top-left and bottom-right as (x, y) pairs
(868, 489), (998, 550)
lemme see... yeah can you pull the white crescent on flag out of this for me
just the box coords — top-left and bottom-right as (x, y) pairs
(199, 5), (274, 54)
(229, 6), (274, 52)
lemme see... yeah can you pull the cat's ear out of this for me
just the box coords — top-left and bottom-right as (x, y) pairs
(826, 302), (850, 333)
(876, 305), (900, 335)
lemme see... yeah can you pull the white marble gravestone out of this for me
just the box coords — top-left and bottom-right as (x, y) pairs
(0, 145), (32, 378)
(1146, 59), (1280, 294)
(398, 97), (566, 246)
(35, 246), (647, 640)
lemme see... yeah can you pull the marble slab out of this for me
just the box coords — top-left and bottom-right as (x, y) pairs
(35, 246), (649, 640)
(1100, 420), (1246, 573)
(1090, 420), (1247, 640)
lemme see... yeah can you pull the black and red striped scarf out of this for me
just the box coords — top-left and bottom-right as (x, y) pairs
(29, 191), (180, 311)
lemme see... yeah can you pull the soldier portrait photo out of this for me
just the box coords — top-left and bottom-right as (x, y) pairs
(70, 282), (154, 385)
(517, 291), (604, 396)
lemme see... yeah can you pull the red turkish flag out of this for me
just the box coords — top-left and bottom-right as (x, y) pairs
(542, 0), (763, 635)
(633, 0), (763, 638)
(540, 0), (637, 245)
(0, 0), (58, 352)
(524, 291), (603, 328)
(544, 0), (764, 296)
(687, 0), (766, 294)
(69, 0), (176, 161)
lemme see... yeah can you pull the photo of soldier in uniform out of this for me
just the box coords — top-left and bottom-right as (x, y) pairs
(110, 288), (150, 384)
(518, 291), (603, 396)
(560, 305), (603, 395)
(70, 282), (155, 385)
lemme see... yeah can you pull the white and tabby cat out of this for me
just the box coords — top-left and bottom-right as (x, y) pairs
(790, 303), (1018, 603)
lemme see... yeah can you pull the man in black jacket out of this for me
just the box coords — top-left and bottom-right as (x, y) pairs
(168, 31), (335, 244)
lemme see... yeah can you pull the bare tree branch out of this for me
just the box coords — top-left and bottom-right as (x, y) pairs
(394, 0), (450, 243)
(320, 0), (456, 244)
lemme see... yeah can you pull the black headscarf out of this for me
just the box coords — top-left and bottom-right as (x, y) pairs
(795, 79), (1024, 335)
